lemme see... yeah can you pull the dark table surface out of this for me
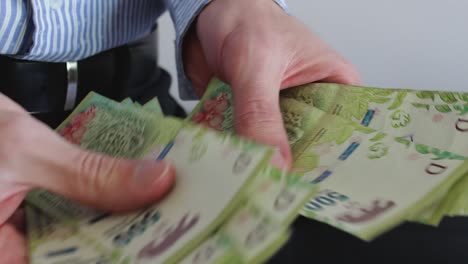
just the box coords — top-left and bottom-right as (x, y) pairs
(34, 112), (468, 264)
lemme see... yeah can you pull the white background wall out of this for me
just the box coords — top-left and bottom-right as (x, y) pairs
(158, 0), (468, 112)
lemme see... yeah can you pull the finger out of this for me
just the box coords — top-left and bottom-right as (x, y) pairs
(0, 193), (27, 226)
(280, 55), (362, 90)
(0, 93), (26, 113)
(182, 24), (214, 97)
(7, 209), (25, 233)
(233, 88), (292, 168)
(11, 119), (176, 212)
(270, 147), (290, 170)
(0, 224), (27, 264)
(232, 83), (292, 166)
(319, 59), (362, 86)
(228, 55), (293, 168)
(32, 148), (176, 212)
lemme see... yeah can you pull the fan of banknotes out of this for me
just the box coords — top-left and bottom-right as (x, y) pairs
(26, 78), (467, 264)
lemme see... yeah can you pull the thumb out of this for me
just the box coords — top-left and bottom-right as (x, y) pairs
(22, 132), (176, 212)
(0, 224), (27, 264)
(230, 74), (292, 169)
(62, 150), (176, 211)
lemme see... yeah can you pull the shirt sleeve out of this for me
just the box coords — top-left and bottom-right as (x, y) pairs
(164, 0), (290, 100)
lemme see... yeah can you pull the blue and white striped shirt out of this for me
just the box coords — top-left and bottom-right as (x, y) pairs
(0, 0), (288, 99)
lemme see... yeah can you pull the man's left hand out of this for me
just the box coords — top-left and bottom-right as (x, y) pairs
(183, 0), (361, 167)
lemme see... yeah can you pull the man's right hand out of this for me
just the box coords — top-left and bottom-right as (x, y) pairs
(0, 93), (176, 263)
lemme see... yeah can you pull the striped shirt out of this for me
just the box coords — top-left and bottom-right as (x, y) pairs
(0, 0), (288, 99)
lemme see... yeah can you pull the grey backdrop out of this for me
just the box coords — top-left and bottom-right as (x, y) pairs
(158, 0), (468, 112)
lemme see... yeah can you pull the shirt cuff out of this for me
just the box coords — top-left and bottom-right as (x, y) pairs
(166, 0), (289, 100)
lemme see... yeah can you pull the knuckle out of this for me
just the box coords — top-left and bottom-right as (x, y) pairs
(0, 112), (26, 137)
(319, 53), (361, 86)
(75, 152), (119, 199)
(235, 98), (279, 131)
(331, 56), (361, 84)
(0, 113), (33, 163)
(0, 94), (25, 112)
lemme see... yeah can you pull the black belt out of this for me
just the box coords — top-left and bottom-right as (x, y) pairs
(0, 27), (163, 114)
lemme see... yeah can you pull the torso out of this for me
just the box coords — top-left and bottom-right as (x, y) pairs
(0, 0), (165, 62)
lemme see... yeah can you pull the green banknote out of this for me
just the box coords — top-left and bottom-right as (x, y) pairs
(217, 204), (289, 264)
(26, 92), (181, 219)
(246, 166), (317, 227)
(180, 203), (290, 264)
(178, 232), (239, 264)
(29, 127), (276, 264)
(26, 205), (114, 264)
(27, 92), (282, 263)
(187, 79), (235, 133)
(189, 79), (467, 240)
(193, 80), (467, 188)
(189, 80), (465, 175)
(178, 164), (316, 264)
(440, 172), (468, 216)
(420, 172), (468, 224)
(281, 83), (468, 155)
(141, 97), (182, 140)
(27, 79), (467, 263)
(142, 98), (164, 115)
(28, 92), (303, 264)
(280, 82), (468, 224)
(188, 78), (376, 171)
(121, 97), (163, 117)
(296, 113), (467, 240)
(121, 98), (134, 106)
(58, 92), (177, 158)
(278, 99), (467, 239)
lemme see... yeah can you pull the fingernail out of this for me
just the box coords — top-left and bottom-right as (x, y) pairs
(270, 148), (289, 170)
(133, 161), (171, 188)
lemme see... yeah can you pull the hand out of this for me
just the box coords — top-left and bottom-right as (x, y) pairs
(0, 94), (175, 263)
(183, 0), (361, 167)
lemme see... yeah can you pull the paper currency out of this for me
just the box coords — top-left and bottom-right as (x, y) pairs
(27, 92), (298, 263)
(281, 83), (468, 224)
(246, 167), (317, 226)
(187, 79), (235, 133)
(299, 121), (467, 240)
(218, 204), (289, 264)
(61, 127), (273, 264)
(420, 172), (468, 224)
(180, 204), (290, 264)
(26, 92), (180, 219)
(26, 205), (112, 264)
(142, 98), (164, 116)
(440, 172), (468, 217)
(121, 98), (134, 106)
(281, 83), (468, 155)
(189, 78), (468, 240)
(178, 232), (239, 264)
(178, 159), (315, 264)
(278, 100), (467, 240)
(26, 78), (467, 263)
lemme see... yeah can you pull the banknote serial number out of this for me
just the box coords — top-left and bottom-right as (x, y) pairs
(113, 210), (161, 247)
(305, 191), (349, 212)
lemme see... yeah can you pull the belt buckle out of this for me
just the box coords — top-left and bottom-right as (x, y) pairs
(64, 62), (78, 111)
(25, 61), (78, 114)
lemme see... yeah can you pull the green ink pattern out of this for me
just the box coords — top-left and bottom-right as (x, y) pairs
(367, 142), (389, 159)
(390, 110), (411, 128)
